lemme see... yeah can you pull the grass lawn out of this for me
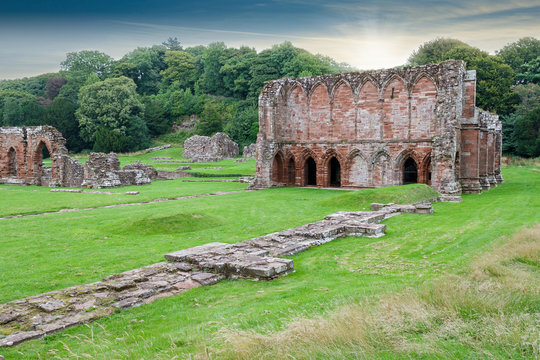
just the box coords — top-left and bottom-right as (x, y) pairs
(0, 165), (538, 359)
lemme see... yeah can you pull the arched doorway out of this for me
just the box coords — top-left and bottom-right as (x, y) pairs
(287, 157), (296, 185)
(33, 141), (53, 185)
(304, 157), (317, 186)
(7, 147), (17, 176)
(271, 153), (284, 183)
(328, 157), (341, 187)
(403, 157), (418, 184)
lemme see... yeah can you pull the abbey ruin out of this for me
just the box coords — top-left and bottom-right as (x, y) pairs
(252, 60), (503, 195)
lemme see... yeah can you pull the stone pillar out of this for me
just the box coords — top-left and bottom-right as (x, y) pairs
(459, 126), (482, 194)
(487, 130), (497, 187)
(495, 122), (504, 184)
(478, 129), (490, 190)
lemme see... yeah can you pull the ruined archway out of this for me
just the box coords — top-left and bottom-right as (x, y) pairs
(329, 157), (341, 187)
(403, 157), (418, 184)
(271, 152), (284, 184)
(287, 157), (296, 185)
(7, 147), (17, 177)
(33, 141), (54, 186)
(304, 157), (317, 186)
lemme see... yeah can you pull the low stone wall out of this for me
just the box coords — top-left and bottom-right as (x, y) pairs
(82, 153), (153, 188)
(242, 144), (256, 158)
(0, 201), (434, 347)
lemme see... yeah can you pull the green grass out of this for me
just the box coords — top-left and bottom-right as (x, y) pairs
(0, 166), (538, 359)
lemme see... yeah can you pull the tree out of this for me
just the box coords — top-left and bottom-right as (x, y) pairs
(45, 77), (67, 100)
(162, 37), (183, 51)
(161, 51), (198, 88)
(407, 38), (469, 65)
(141, 96), (170, 136)
(76, 77), (149, 152)
(45, 97), (85, 152)
(224, 103), (258, 147)
(516, 56), (540, 84)
(0, 90), (44, 126)
(513, 107), (540, 157)
(496, 37), (540, 74)
(60, 50), (114, 79)
(197, 100), (236, 136)
(121, 46), (167, 95)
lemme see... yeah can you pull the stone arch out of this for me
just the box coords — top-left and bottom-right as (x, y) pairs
(331, 80), (355, 141)
(7, 147), (18, 177)
(287, 83), (308, 141)
(32, 139), (54, 185)
(271, 151), (285, 184)
(321, 149), (345, 187)
(394, 149), (421, 184)
(346, 149), (369, 187)
(309, 83), (331, 141)
(370, 149), (392, 187)
(357, 79), (380, 139)
(411, 75), (437, 139)
(419, 152), (432, 185)
(299, 147), (318, 186)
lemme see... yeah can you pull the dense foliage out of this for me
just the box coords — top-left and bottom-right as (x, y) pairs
(1, 37), (538, 156)
(0, 40), (350, 152)
(408, 37), (540, 157)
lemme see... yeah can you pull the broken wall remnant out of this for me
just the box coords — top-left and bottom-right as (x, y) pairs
(82, 153), (152, 188)
(242, 143), (256, 158)
(0, 126), (160, 188)
(183, 132), (239, 162)
(252, 60), (503, 195)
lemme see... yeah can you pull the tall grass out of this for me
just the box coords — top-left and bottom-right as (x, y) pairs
(210, 225), (540, 359)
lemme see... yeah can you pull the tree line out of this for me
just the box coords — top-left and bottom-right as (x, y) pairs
(408, 37), (540, 158)
(0, 39), (351, 153)
(0, 36), (538, 157)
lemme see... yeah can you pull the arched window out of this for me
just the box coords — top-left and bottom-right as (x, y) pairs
(287, 157), (296, 185)
(271, 153), (284, 183)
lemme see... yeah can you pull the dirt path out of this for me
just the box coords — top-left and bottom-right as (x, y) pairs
(0, 190), (253, 220)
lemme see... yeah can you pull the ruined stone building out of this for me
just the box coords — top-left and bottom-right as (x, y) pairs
(0, 126), (156, 188)
(252, 60), (503, 195)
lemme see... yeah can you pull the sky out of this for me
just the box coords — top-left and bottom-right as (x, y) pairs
(0, 0), (539, 80)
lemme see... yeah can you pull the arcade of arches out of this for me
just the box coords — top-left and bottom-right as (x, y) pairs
(270, 148), (432, 188)
(253, 61), (503, 194)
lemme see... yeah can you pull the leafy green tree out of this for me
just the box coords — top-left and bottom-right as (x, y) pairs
(197, 99), (236, 136)
(407, 38), (469, 65)
(162, 37), (183, 51)
(224, 103), (258, 147)
(0, 90), (44, 126)
(220, 47), (257, 99)
(60, 50), (114, 79)
(496, 37), (540, 75)
(45, 97), (86, 152)
(111, 62), (139, 81)
(161, 51), (198, 88)
(516, 56), (540, 84)
(122, 46), (167, 95)
(141, 96), (171, 136)
(76, 77), (149, 152)
(201, 42), (232, 95)
(513, 107), (540, 157)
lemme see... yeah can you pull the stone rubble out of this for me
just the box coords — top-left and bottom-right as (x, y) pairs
(0, 201), (434, 347)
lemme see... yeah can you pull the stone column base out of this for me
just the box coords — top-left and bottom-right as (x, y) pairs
(495, 173), (504, 184)
(460, 179), (482, 194)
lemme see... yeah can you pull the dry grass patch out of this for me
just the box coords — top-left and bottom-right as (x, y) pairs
(207, 225), (540, 359)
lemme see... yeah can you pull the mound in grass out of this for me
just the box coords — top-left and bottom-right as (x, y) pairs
(318, 184), (440, 210)
(117, 212), (223, 235)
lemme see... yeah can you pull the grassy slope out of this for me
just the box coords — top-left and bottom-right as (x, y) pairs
(0, 166), (538, 359)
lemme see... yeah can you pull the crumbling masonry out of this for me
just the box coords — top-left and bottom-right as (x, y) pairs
(252, 60), (503, 194)
(0, 126), (155, 188)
